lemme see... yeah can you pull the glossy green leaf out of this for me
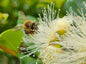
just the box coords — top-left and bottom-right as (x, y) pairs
(21, 56), (42, 64)
(0, 29), (23, 51)
(21, 57), (42, 64)
(17, 53), (42, 64)
(27, 15), (38, 23)
(62, 0), (86, 15)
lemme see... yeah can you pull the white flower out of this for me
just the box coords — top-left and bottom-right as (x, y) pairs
(39, 43), (62, 64)
(28, 16), (71, 44)
(21, 3), (72, 64)
(57, 1), (86, 64)
(20, 1), (86, 64)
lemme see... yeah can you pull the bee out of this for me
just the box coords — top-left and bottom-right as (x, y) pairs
(13, 11), (38, 35)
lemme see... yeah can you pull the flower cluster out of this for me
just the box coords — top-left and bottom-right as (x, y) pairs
(21, 3), (71, 64)
(22, 2), (86, 64)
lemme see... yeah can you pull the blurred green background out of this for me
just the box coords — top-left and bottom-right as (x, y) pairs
(0, 0), (66, 33)
(0, 0), (86, 64)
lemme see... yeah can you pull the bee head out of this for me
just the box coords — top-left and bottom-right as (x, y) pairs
(31, 23), (38, 30)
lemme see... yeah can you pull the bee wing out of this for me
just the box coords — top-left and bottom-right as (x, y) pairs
(12, 24), (23, 31)
(18, 11), (28, 24)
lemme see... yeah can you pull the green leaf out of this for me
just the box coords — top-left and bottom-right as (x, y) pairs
(17, 53), (42, 64)
(27, 15), (38, 23)
(0, 29), (23, 51)
(62, 0), (86, 15)
(21, 56), (42, 64)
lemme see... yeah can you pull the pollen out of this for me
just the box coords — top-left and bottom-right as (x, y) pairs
(57, 29), (66, 35)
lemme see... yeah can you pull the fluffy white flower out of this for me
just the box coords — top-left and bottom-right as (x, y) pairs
(28, 16), (71, 44)
(57, 2), (86, 64)
(21, 3), (72, 64)
(39, 43), (62, 64)
(20, 1), (86, 64)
